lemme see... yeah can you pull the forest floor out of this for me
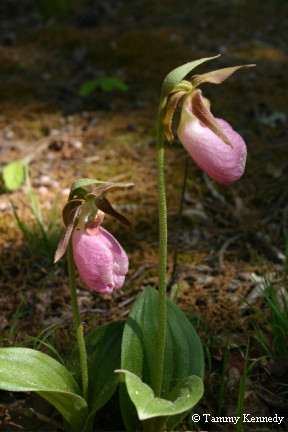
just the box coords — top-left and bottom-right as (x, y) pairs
(0, 0), (287, 430)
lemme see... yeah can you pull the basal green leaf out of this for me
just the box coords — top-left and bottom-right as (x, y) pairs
(0, 348), (88, 431)
(121, 286), (204, 391)
(69, 321), (124, 423)
(87, 321), (124, 413)
(117, 370), (203, 420)
(2, 160), (25, 191)
(120, 286), (204, 431)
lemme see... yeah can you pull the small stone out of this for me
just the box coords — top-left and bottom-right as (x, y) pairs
(4, 130), (14, 140)
(38, 186), (49, 194)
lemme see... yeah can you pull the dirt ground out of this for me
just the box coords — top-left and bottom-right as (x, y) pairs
(0, 0), (287, 430)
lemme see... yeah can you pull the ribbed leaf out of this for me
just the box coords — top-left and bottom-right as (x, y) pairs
(120, 286), (204, 431)
(68, 321), (124, 425)
(117, 370), (203, 420)
(0, 348), (88, 431)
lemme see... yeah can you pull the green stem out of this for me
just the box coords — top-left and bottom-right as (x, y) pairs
(154, 102), (168, 398)
(67, 240), (89, 402)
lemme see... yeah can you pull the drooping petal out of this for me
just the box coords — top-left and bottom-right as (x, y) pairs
(72, 226), (129, 294)
(190, 90), (233, 146)
(177, 97), (247, 184)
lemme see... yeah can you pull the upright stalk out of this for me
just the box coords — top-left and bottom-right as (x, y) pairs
(167, 156), (189, 292)
(154, 102), (168, 397)
(67, 240), (89, 402)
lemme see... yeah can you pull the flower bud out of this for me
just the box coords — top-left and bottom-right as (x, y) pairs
(177, 93), (247, 184)
(72, 223), (129, 294)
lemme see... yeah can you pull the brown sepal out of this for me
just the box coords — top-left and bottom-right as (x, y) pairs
(54, 205), (81, 263)
(62, 199), (84, 226)
(95, 196), (131, 226)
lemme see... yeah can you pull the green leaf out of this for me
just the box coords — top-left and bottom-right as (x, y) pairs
(69, 321), (124, 423)
(87, 321), (124, 413)
(120, 286), (204, 431)
(122, 286), (204, 390)
(98, 77), (128, 92)
(2, 160), (25, 191)
(117, 370), (203, 420)
(79, 77), (128, 96)
(0, 348), (88, 431)
(79, 79), (99, 96)
(161, 55), (220, 98)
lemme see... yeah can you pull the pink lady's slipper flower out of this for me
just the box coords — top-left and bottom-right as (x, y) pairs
(163, 61), (255, 184)
(54, 181), (133, 294)
(72, 213), (129, 294)
(177, 90), (247, 184)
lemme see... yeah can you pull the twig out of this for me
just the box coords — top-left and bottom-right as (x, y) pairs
(253, 384), (288, 412)
(255, 232), (286, 262)
(118, 294), (139, 308)
(218, 233), (242, 269)
(124, 263), (156, 286)
(0, 403), (65, 430)
(203, 172), (226, 204)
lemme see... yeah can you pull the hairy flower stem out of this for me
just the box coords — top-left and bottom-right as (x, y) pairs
(154, 101), (168, 398)
(67, 240), (89, 402)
